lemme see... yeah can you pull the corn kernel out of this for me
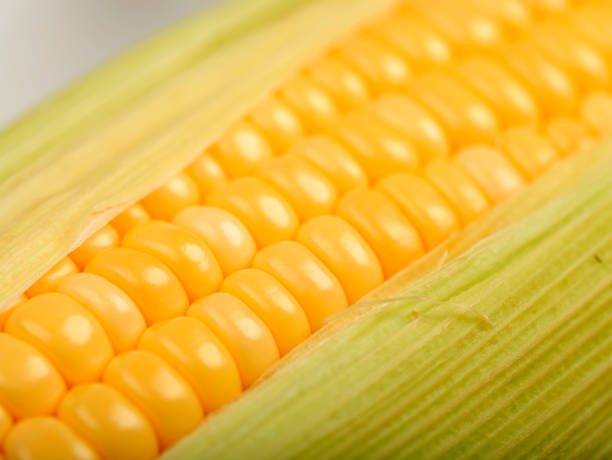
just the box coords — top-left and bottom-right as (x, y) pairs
(424, 159), (490, 225)
(138, 317), (242, 412)
(377, 174), (461, 249)
(4, 418), (99, 460)
(253, 241), (347, 330)
(186, 153), (227, 194)
(122, 221), (222, 301)
(0, 405), (11, 447)
(456, 57), (541, 125)
(6, 293), (113, 385)
(307, 55), (371, 109)
(296, 215), (383, 304)
(173, 206), (257, 276)
(221, 268), (311, 355)
(374, 14), (453, 70)
(188, 293), (279, 388)
(331, 110), (419, 179)
(25, 257), (78, 298)
(70, 225), (120, 269)
(496, 125), (559, 179)
(59, 383), (159, 460)
(258, 155), (338, 220)
(545, 116), (594, 156)
(338, 32), (412, 91)
(581, 91), (612, 135)
(210, 121), (275, 177)
(103, 350), (203, 449)
(455, 145), (527, 202)
(0, 333), (66, 418)
(110, 204), (150, 236)
(206, 178), (299, 247)
(86, 247), (188, 325)
(371, 94), (450, 161)
(337, 188), (425, 278)
(141, 172), (201, 221)
(280, 75), (340, 132)
(57, 273), (146, 353)
(408, 71), (499, 147)
(249, 96), (305, 151)
(289, 136), (369, 193)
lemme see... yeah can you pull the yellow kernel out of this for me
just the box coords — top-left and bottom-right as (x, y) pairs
(139, 317), (242, 413)
(70, 225), (119, 269)
(206, 178), (299, 247)
(408, 2), (502, 52)
(374, 14), (453, 71)
(103, 350), (203, 449)
(502, 41), (577, 115)
(253, 241), (348, 330)
(57, 273), (146, 353)
(455, 145), (527, 203)
(186, 153), (227, 195)
(371, 93), (450, 161)
(564, 5), (612, 58)
(6, 293), (113, 385)
(524, 0), (569, 15)
(0, 295), (27, 331)
(408, 71), (499, 147)
(338, 32), (412, 92)
(4, 417), (100, 460)
(581, 91), (612, 135)
(424, 159), (490, 225)
(0, 405), (11, 447)
(331, 110), (419, 180)
(188, 293), (279, 388)
(59, 383), (159, 460)
(377, 174), (461, 249)
(527, 22), (611, 91)
(545, 116), (594, 157)
(337, 188), (425, 278)
(456, 57), (541, 125)
(173, 206), (257, 276)
(110, 203), (151, 236)
(289, 136), (369, 193)
(258, 155), (338, 221)
(307, 55), (371, 109)
(221, 268), (311, 355)
(85, 247), (188, 325)
(464, 0), (532, 31)
(122, 221), (222, 301)
(25, 257), (78, 298)
(141, 172), (201, 221)
(210, 120), (275, 177)
(280, 75), (340, 132)
(496, 126), (559, 179)
(0, 333), (66, 418)
(249, 96), (305, 151)
(296, 215), (383, 304)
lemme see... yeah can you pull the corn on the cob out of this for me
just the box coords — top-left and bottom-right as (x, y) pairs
(0, 0), (611, 459)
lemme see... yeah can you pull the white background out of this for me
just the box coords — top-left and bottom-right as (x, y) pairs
(0, 0), (218, 129)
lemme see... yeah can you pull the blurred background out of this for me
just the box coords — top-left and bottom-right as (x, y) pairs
(0, 0), (218, 128)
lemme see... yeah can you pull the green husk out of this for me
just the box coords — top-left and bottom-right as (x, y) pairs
(0, 0), (398, 308)
(164, 145), (612, 459)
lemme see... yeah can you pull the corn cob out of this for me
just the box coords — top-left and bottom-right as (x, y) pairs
(0, 0), (611, 459)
